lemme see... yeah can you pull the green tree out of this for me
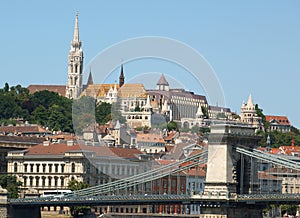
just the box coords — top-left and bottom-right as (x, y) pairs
(67, 180), (90, 215)
(167, 121), (178, 131)
(95, 102), (112, 124)
(111, 101), (126, 124)
(0, 175), (22, 198)
(255, 104), (269, 130)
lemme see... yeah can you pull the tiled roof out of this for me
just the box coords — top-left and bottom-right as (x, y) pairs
(118, 84), (147, 98)
(164, 132), (178, 141)
(109, 147), (143, 159)
(137, 133), (165, 143)
(27, 85), (66, 96)
(0, 125), (51, 134)
(25, 142), (142, 160)
(157, 74), (169, 86)
(155, 159), (176, 166)
(265, 115), (290, 126)
(183, 168), (206, 177)
(81, 84), (119, 98)
(0, 135), (46, 144)
(27, 143), (81, 155)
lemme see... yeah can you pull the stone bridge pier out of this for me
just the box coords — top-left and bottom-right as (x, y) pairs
(203, 124), (263, 218)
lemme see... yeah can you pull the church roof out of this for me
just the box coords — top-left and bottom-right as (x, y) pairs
(27, 85), (66, 96)
(118, 84), (147, 98)
(157, 74), (169, 86)
(80, 84), (120, 98)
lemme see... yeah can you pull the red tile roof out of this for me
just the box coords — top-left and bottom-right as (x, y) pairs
(0, 125), (51, 134)
(27, 143), (81, 155)
(27, 85), (66, 96)
(265, 115), (290, 126)
(183, 168), (206, 177)
(137, 133), (165, 143)
(25, 142), (142, 160)
(164, 132), (178, 141)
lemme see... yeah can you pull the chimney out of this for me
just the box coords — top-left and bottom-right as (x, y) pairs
(67, 140), (74, 146)
(43, 141), (50, 146)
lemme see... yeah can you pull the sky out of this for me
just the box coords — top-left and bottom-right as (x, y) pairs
(0, 1), (299, 127)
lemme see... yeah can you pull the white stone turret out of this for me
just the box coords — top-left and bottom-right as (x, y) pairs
(196, 104), (204, 119)
(143, 95), (152, 112)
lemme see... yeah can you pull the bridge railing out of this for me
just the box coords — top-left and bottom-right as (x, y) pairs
(67, 149), (208, 197)
(236, 147), (300, 171)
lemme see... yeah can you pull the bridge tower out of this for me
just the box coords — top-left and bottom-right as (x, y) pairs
(204, 124), (261, 197)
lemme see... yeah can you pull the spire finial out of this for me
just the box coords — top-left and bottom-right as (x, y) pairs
(119, 62), (125, 87)
(73, 11), (80, 42)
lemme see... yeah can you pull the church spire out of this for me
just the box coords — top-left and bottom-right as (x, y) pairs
(73, 11), (79, 42)
(119, 64), (125, 87)
(87, 68), (93, 85)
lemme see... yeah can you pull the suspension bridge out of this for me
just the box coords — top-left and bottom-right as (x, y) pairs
(5, 124), (300, 218)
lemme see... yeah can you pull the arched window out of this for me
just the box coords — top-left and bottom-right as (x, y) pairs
(48, 164), (53, 173)
(60, 177), (64, 187)
(71, 163), (76, 173)
(23, 176), (27, 187)
(42, 177), (46, 187)
(54, 176), (58, 187)
(61, 164), (65, 173)
(35, 176), (39, 187)
(14, 163), (18, 173)
(48, 176), (52, 187)
(29, 177), (33, 187)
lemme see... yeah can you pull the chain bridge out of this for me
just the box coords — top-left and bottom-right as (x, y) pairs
(4, 124), (300, 218)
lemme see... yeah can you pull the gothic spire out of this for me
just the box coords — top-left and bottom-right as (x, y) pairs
(119, 64), (125, 87)
(87, 69), (93, 85)
(73, 11), (80, 42)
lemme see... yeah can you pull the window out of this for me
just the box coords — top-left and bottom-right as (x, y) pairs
(36, 164), (40, 173)
(71, 163), (76, 173)
(61, 164), (65, 173)
(48, 176), (52, 186)
(23, 177), (27, 187)
(24, 164), (28, 173)
(55, 164), (59, 173)
(29, 177), (33, 187)
(35, 177), (39, 187)
(60, 177), (64, 187)
(54, 177), (58, 187)
(42, 177), (46, 187)
(14, 163), (18, 173)
(48, 164), (53, 173)
(30, 164), (34, 172)
(42, 164), (46, 172)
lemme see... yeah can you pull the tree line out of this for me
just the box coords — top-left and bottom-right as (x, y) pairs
(0, 83), (113, 132)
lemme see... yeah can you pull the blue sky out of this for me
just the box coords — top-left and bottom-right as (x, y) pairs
(1, 1), (300, 127)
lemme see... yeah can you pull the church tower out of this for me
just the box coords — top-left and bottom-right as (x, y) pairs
(66, 12), (83, 99)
